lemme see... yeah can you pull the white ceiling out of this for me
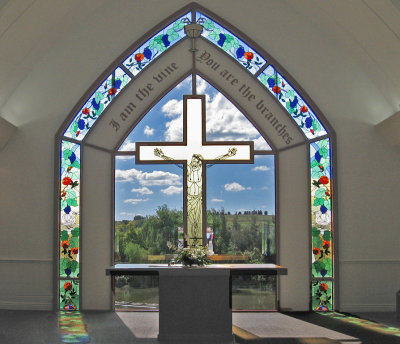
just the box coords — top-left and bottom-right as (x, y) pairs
(0, 0), (399, 128)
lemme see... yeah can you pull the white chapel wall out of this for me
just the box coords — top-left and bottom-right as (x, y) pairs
(278, 145), (310, 311)
(0, 0), (399, 312)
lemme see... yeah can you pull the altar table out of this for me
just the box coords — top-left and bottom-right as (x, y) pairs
(106, 264), (287, 344)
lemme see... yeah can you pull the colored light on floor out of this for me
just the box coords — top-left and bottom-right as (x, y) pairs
(59, 311), (90, 343)
(321, 312), (400, 337)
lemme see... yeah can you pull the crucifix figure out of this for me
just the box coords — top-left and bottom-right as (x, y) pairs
(136, 95), (254, 246)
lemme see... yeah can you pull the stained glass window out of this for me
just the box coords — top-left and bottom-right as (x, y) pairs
(310, 139), (333, 311)
(195, 12), (266, 74)
(59, 6), (334, 312)
(60, 141), (80, 309)
(123, 12), (192, 76)
(64, 67), (131, 140)
(258, 65), (327, 139)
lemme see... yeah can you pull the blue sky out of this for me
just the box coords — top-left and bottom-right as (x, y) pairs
(114, 76), (275, 220)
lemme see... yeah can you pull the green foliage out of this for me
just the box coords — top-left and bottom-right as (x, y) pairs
(116, 206), (274, 264)
(67, 260), (78, 273)
(125, 243), (148, 263)
(72, 227), (79, 237)
(169, 245), (211, 267)
(116, 205), (182, 263)
(61, 230), (69, 241)
(202, 19), (215, 30)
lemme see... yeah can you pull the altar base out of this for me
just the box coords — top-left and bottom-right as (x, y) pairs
(158, 268), (233, 344)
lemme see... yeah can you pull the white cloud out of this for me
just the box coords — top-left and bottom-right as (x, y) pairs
(261, 186), (269, 190)
(162, 99), (182, 118)
(115, 168), (182, 186)
(139, 170), (182, 186)
(115, 155), (134, 161)
(131, 187), (153, 195)
(211, 198), (224, 202)
(176, 76), (192, 90)
(224, 182), (251, 192)
(254, 136), (272, 150)
(161, 185), (183, 195)
(115, 168), (142, 182)
(252, 165), (271, 172)
(144, 125), (154, 136)
(162, 99), (183, 141)
(163, 78), (271, 148)
(165, 115), (183, 141)
(123, 198), (150, 205)
(196, 77), (207, 94)
(119, 139), (136, 151)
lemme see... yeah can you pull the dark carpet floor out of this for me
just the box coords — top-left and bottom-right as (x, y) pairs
(0, 310), (399, 343)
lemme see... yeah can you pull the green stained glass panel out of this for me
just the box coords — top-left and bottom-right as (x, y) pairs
(258, 65), (327, 139)
(60, 228), (80, 278)
(60, 279), (79, 311)
(123, 12), (191, 76)
(64, 67), (131, 140)
(312, 227), (332, 278)
(312, 280), (333, 312)
(196, 12), (266, 74)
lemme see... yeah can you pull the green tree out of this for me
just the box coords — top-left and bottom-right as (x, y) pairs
(125, 242), (148, 262)
(214, 213), (230, 254)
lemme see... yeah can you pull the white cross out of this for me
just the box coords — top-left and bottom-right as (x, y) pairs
(136, 95), (254, 246)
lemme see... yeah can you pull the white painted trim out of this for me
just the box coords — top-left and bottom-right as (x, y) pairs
(340, 304), (396, 312)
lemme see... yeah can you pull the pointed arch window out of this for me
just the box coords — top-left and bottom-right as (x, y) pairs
(57, 4), (335, 312)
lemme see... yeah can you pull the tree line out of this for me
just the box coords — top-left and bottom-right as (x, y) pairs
(115, 205), (275, 264)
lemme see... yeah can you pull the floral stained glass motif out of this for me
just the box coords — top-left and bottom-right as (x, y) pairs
(312, 280), (333, 311)
(310, 139), (332, 280)
(123, 12), (191, 76)
(60, 141), (80, 280)
(64, 68), (131, 140)
(60, 280), (79, 311)
(258, 65), (327, 139)
(195, 12), (266, 74)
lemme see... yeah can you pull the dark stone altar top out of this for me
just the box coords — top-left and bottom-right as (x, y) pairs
(106, 263), (287, 276)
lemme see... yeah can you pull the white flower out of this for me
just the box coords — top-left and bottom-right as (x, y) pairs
(61, 212), (77, 226)
(315, 210), (331, 226)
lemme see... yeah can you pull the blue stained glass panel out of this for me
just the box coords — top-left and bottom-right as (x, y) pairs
(123, 12), (192, 76)
(195, 12), (266, 74)
(64, 67), (131, 140)
(258, 65), (327, 139)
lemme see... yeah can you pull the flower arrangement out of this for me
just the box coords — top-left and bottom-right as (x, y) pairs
(167, 240), (211, 267)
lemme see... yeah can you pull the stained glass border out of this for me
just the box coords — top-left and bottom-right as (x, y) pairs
(57, 3), (335, 312)
(310, 138), (334, 311)
(59, 140), (81, 309)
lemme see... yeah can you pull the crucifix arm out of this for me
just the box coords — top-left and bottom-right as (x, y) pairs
(154, 148), (174, 161)
(214, 147), (237, 161)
